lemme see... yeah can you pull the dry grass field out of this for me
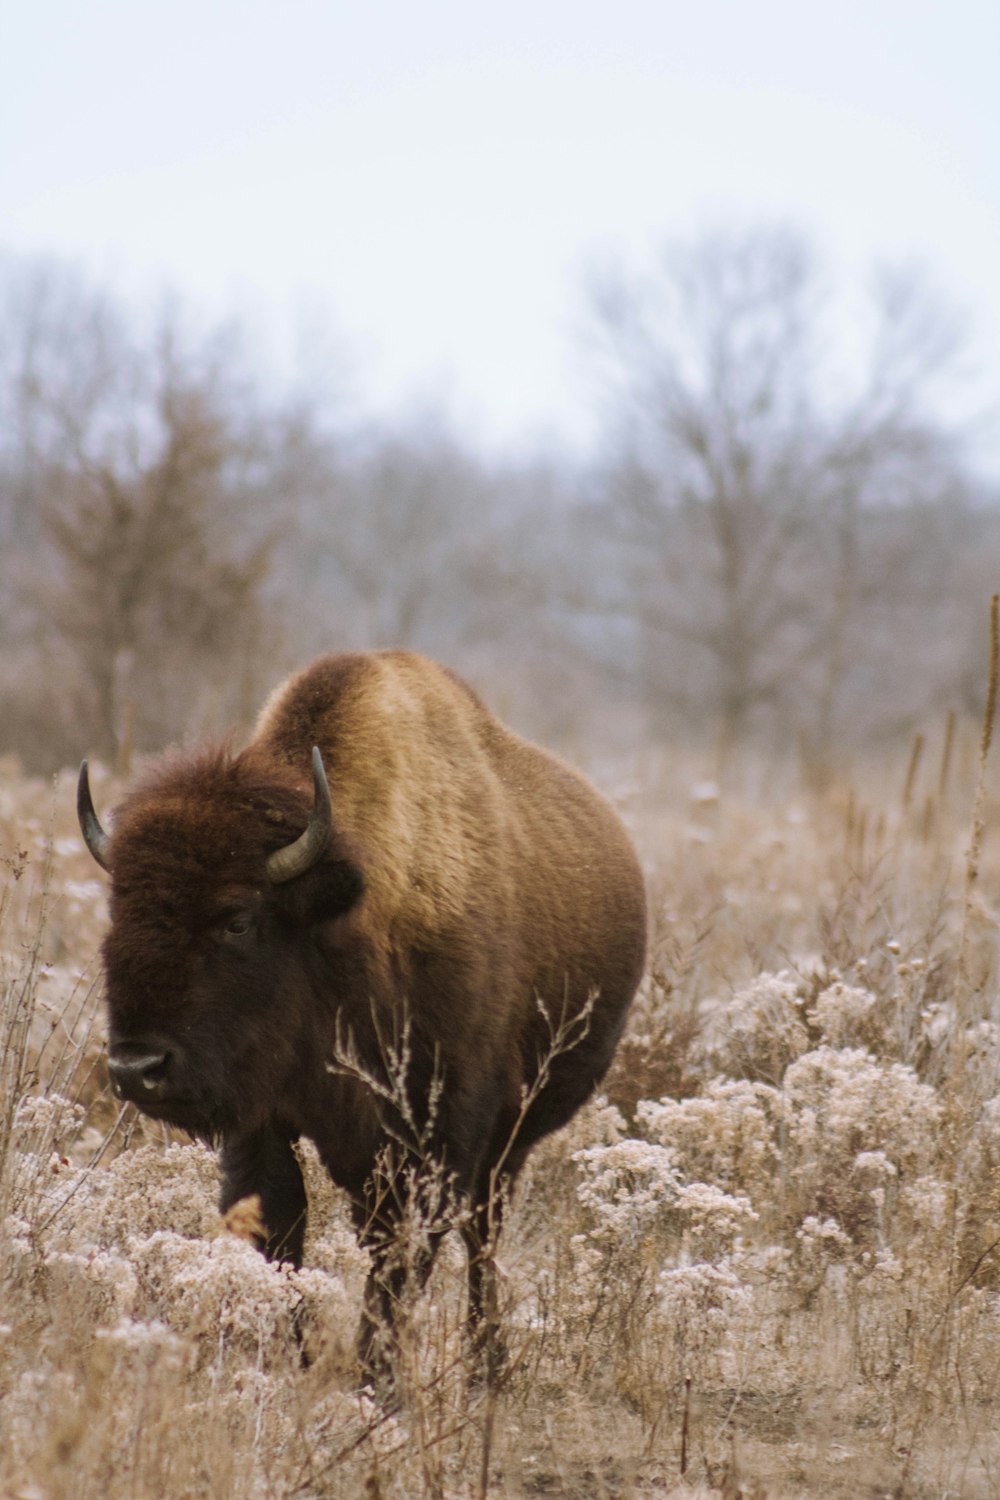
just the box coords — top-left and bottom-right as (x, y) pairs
(5, 730), (1000, 1499)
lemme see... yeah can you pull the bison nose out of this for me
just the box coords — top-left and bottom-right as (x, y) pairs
(108, 1043), (172, 1102)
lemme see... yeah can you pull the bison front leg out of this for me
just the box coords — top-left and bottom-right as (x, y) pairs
(351, 1170), (447, 1398)
(355, 1242), (409, 1395)
(220, 1126), (310, 1363)
(354, 1229), (447, 1397)
(462, 1189), (507, 1388)
(219, 1125), (308, 1266)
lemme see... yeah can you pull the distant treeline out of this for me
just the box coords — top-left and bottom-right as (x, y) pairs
(0, 230), (995, 776)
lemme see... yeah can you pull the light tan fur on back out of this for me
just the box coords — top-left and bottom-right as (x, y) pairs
(252, 652), (642, 1004)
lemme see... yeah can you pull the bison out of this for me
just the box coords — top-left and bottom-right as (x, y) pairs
(77, 650), (647, 1385)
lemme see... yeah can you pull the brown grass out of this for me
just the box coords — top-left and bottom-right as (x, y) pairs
(5, 736), (1000, 1498)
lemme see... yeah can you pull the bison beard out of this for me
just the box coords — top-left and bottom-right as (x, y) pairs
(79, 650), (647, 1391)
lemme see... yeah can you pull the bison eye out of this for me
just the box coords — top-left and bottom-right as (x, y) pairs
(219, 911), (255, 941)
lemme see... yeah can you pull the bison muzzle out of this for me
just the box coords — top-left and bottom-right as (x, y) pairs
(78, 650), (647, 1388)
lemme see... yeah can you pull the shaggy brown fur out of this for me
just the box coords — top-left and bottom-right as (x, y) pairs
(87, 651), (647, 1386)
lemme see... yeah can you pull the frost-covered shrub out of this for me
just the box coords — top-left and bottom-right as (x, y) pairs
(635, 1043), (942, 1261)
(2, 1094), (90, 1221)
(564, 1137), (684, 1356)
(698, 972), (811, 1082)
(792, 1214), (854, 1291)
(572, 1135), (759, 1256)
(41, 1247), (139, 1325)
(896, 1173), (950, 1242)
(95, 1314), (189, 1370)
(811, 982), (881, 1050)
(567, 1129), (758, 1392)
(514, 1093), (627, 1238)
(60, 1142), (220, 1249)
(657, 1261), (751, 1382)
(569, 1134), (758, 1363)
(637, 1079), (782, 1198)
(558, 1093), (628, 1154)
(783, 1046), (939, 1178)
(673, 1182), (757, 1260)
(11, 1092), (85, 1154)
(573, 1138), (681, 1251)
(128, 1230), (316, 1359)
(779, 1046), (941, 1247)
(957, 1020), (1000, 1104)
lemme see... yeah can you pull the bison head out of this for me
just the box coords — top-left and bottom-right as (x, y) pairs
(78, 747), (364, 1138)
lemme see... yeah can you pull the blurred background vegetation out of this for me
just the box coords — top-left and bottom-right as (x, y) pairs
(1, 226), (994, 777)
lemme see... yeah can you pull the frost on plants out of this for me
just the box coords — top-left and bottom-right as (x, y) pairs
(6, 752), (1000, 1498)
(698, 970), (811, 1082)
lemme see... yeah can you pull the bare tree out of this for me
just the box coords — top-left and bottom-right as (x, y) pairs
(0, 265), (285, 768)
(587, 228), (976, 764)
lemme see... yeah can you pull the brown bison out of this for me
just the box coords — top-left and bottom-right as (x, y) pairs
(78, 651), (647, 1384)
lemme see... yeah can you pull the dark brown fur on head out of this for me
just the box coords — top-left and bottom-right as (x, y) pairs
(101, 746), (363, 1139)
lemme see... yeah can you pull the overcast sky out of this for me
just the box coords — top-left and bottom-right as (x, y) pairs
(3, 1), (998, 457)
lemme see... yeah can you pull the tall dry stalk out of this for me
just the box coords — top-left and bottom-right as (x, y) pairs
(954, 593), (1000, 1052)
(901, 732), (924, 812)
(0, 845), (53, 1213)
(938, 708), (957, 802)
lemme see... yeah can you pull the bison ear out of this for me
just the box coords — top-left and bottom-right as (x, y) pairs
(284, 858), (364, 929)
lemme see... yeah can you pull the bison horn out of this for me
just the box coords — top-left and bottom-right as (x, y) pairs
(77, 761), (112, 873)
(266, 746), (332, 883)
